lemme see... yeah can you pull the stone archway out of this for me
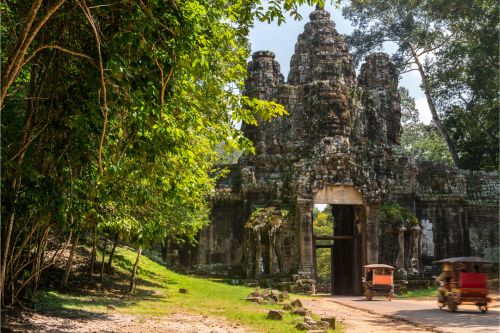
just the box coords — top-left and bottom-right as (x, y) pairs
(312, 185), (365, 295)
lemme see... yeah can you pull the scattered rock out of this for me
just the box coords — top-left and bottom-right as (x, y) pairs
(282, 303), (293, 311)
(291, 298), (303, 308)
(321, 316), (336, 329)
(246, 289), (289, 305)
(245, 296), (263, 303)
(179, 288), (188, 294)
(296, 316), (329, 331)
(296, 322), (312, 330)
(266, 310), (284, 320)
(106, 304), (116, 310)
(312, 321), (329, 330)
(278, 291), (289, 302)
(292, 308), (312, 316)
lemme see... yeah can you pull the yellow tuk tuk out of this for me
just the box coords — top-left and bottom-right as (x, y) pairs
(362, 264), (394, 301)
(435, 256), (490, 313)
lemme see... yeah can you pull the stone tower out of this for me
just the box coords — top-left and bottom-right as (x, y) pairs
(183, 7), (498, 295)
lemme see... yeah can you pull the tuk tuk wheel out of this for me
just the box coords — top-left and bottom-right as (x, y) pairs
(480, 305), (488, 313)
(447, 300), (458, 312)
(438, 302), (444, 310)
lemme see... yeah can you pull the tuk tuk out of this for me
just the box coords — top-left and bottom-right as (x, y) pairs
(362, 264), (395, 301)
(435, 256), (490, 313)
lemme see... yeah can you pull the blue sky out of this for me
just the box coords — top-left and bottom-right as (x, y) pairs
(248, 4), (432, 124)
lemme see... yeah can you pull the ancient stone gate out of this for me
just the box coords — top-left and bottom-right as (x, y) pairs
(174, 8), (498, 295)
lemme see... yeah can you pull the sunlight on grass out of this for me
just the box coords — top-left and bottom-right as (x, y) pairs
(37, 246), (340, 332)
(396, 287), (437, 298)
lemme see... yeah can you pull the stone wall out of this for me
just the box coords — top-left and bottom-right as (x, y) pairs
(186, 7), (498, 281)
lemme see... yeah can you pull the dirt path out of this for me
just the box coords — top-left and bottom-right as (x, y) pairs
(2, 310), (251, 333)
(303, 298), (433, 333)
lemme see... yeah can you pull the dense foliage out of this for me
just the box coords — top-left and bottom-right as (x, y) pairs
(425, 0), (499, 171)
(343, 0), (498, 170)
(1, 0), (328, 306)
(313, 206), (333, 282)
(399, 87), (452, 164)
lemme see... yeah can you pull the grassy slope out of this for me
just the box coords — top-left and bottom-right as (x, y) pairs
(36, 246), (340, 333)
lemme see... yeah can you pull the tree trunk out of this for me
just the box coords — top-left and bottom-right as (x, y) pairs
(0, 105), (36, 300)
(106, 233), (119, 274)
(99, 238), (108, 282)
(129, 247), (142, 293)
(0, 0), (66, 108)
(61, 233), (79, 289)
(29, 225), (50, 300)
(410, 45), (460, 167)
(89, 224), (97, 281)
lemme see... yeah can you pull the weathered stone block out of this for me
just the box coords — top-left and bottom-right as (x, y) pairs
(293, 308), (312, 316)
(321, 316), (336, 329)
(291, 298), (303, 308)
(266, 310), (284, 320)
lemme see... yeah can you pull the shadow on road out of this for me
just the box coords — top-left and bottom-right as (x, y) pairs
(392, 307), (499, 331)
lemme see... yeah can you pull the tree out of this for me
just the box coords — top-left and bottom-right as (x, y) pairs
(343, 0), (498, 170)
(343, 0), (460, 166)
(1, 0), (330, 306)
(399, 87), (452, 164)
(425, 0), (498, 170)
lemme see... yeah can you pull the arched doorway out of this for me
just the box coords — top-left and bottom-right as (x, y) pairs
(312, 185), (365, 295)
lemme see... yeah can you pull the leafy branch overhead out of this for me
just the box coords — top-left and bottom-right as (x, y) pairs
(1, 0), (326, 306)
(343, 0), (498, 170)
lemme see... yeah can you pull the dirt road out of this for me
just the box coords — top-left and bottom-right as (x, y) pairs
(2, 310), (251, 333)
(304, 296), (500, 333)
(4, 296), (498, 332)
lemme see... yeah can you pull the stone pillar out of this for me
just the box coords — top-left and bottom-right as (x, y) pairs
(197, 229), (208, 265)
(207, 224), (214, 264)
(269, 231), (280, 275)
(255, 231), (263, 277)
(410, 226), (422, 272)
(396, 227), (406, 268)
(297, 198), (314, 278)
(245, 231), (254, 278)
(366, 204), (379, 264)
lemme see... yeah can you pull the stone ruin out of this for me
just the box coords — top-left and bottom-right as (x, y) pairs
(174, 7), (498, 295)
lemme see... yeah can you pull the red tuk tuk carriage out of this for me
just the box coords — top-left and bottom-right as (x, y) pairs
(362, 264), (395, 301)
(435, 256), (490, 313)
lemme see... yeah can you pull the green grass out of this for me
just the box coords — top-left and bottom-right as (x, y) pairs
(396, 287), (437, 298)
(36, 246), (341, 332)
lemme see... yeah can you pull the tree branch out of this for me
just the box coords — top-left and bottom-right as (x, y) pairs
(8, 122), (49, 163)
(458, 93), (499, 141)
(2, 0), (43, 86)
(1, 0), (67, 109)
(22, 44), (95, 68)
(77, 0), (108, 176)
(399, 67), (419, 74)
(139, 0), (175, 37)
(417, 33), (454, 57)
